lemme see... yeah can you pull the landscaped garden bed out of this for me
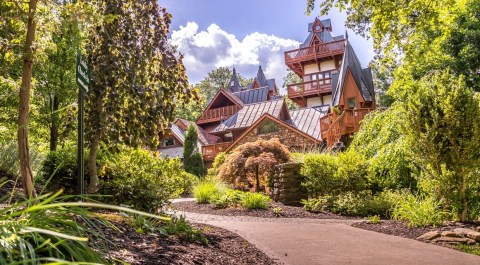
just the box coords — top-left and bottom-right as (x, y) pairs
(102, 213), (276, 265)
(171, 200), (353, 219)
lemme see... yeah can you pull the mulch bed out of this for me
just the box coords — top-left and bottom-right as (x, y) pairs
(171, 200), (356, 219)
(104, 217), (277, 265)
(352, 219), (480, 240)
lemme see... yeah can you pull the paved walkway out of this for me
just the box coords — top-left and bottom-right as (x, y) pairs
(171, 209), (480, 265)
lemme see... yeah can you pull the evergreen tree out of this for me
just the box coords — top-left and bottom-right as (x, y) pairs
(183, 124), (205, 177)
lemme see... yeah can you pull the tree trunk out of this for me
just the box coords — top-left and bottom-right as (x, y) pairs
(49, 94), (59, 151)
(87, 95), (103, 193)
(18, 0), (38, 198)
(460, 173), (468, 221)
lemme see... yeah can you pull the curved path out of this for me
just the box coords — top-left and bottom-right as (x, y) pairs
(171, 209), (480, 265)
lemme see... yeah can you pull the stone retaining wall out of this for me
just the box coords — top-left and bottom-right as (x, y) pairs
(271, 163), (306, 206)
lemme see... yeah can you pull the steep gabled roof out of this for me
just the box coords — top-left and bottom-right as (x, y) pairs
(200, 89), (244, 121)
(233, 86), (269, 104)
(173, 119), (221, 145)
(255, 66), (268, 87)
(332, 41), (375, 106)
(226, 68), (243, 93)
(211, 99), (287, 133)
(300, 18), (343, 48)
(245, 67), (277, 93)
(288, 105), (330, 140)
(224, 113), (321, 153)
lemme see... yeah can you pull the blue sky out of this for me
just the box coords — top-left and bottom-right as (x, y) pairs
(161, 0), (374, 88)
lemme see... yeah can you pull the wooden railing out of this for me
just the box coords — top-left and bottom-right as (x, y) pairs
(285, 39), (345, 65)
(202, 142), (232, 161)
(320, 108), (374, 148)
(197, 105), (240, 124)
(287, 71), (335, 98)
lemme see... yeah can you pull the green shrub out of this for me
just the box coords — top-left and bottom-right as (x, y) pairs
(300, 153), (339, 197)
(367, 215), (381, 224)
(1, 139), (44, 179)
(192, 178), (225, 204)
(99, 147), (185, 212)
(183, 125), (205, 177)
(240, 192), (271, 210)
(210, 189), (243, 209)
(39, 146), (88, 194)
(207, 152), (226, 178)
(272, 207), (283, 217)
(331, 191), (371, 216)
(164, 215), (208, 244)
(301, 196), (333, 212)
(392, 193), (448, 227)
(335, 150), (369, 192)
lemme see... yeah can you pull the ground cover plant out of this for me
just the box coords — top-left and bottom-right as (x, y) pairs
(192, 178), (271, 210)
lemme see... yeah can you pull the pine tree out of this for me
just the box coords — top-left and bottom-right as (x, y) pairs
(183, 124), (205, 176)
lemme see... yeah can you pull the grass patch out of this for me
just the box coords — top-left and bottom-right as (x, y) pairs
(455, 244), (480, 256)
(241, 192), (271, 210)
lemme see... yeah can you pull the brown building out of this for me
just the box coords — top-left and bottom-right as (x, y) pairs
(159, 18), (375, 162)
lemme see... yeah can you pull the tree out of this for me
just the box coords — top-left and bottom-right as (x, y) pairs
(196, 67), (252, 101)
(17, 0), (39, 197)
(282, 69), (301, 110)
(85, 0), (194, 192)
(183, 124), (205, 177)
(219, 138), (290, 192)
(402, 71), (480, 221)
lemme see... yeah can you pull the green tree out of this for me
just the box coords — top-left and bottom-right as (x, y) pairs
(85, 0), (194, 192)
(183, 124), (205, 177)
(403, 71), (480, 221)
(196, 66), (252, 101)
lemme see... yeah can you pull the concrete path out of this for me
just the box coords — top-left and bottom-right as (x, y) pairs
(171, 210), (480, 265)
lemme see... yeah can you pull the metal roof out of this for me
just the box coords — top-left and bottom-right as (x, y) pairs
(212, 99), (285, 133)
(226, 68), (243, 93)
(289, 105), (329, 140)
(301, 18), (343, 48)
(233, 86), (269, 104)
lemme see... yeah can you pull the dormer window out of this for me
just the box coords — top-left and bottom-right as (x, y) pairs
(162, 137), (175, 147)
(230, 80), (235, 86)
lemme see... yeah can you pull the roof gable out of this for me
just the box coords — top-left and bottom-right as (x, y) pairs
(226, 68), (243, 93)
(332, 41), (375, 106)
(202, 89), (243, 112)
(224, 113), (321, 153)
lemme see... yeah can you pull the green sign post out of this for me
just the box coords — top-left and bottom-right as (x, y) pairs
(76, 52), (90, 196)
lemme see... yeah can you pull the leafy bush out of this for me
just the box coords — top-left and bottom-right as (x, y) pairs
(99, 147), (186, 212)
(335, 150), (369, 192)
(219, 138), (290, 191)
(331, 191), (371, 216)
(207, 152), (226, 178)
(300, 153), (338, 197)
(1, 139), (44, 179)
(165, 215), (208, 244)
(240, 192), (271, 210)
(367, 215), (381, 224)
(301, 196), (332, 212)
(272, 207), (283, 217)
(210, 189), (243, 209)
(192, 178), (225, 204)
(392, 193), (449, 227)
(39, 146), (88, 194)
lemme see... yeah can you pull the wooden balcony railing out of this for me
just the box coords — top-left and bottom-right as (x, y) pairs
(287, 71), (336, 98)
(202, 142), (232, 161)
(285, 39), (345, 65)
(320, 108), (374, 148)
(197, 105), (240, 124)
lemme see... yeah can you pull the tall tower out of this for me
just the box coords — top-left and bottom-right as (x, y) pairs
(284, 18), (345, 108)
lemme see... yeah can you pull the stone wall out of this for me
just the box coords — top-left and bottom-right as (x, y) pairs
(233, 120), (317, 150)
(271, 163), (306, 206)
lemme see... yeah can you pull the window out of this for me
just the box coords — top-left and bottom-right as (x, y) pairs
(347, 98), (356, 109)
(257, 120), (279, 135)
(162, 137), (175, 147)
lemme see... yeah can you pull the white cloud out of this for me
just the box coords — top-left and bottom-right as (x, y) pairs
(171, 21), (300, 93)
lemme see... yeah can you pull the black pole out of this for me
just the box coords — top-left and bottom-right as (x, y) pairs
(78, 88), (84, 197)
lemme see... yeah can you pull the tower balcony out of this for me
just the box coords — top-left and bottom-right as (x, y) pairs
(285, 39), (345, 75)
(287, 71), (336, 98)
(197, 105), (241, 124)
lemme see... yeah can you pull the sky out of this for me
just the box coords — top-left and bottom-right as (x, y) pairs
(161, 0), (374, 89)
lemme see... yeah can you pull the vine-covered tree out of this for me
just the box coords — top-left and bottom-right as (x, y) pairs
(183, 124), (205, 177)
(85, 0), (195, 192)
(219, 138), (290, 192)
